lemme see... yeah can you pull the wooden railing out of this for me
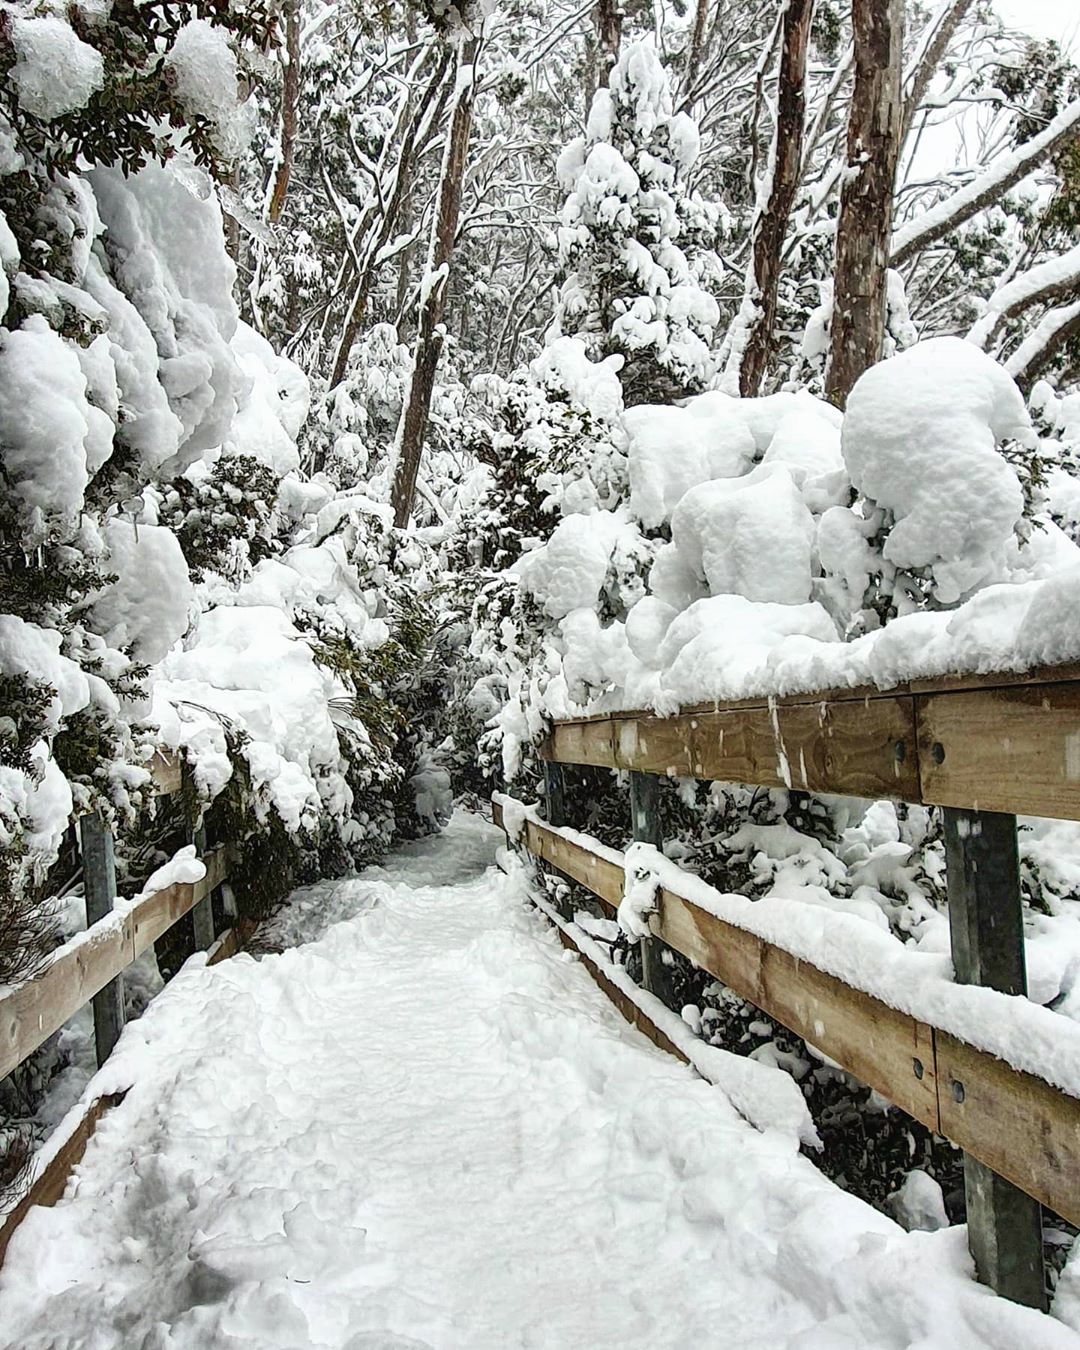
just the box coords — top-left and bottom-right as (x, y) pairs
(543, 661), (1080, 819)
(0, 749), (244, 1261)
(0, 749), (238, 1083)
(497, 662), (1080, 1314)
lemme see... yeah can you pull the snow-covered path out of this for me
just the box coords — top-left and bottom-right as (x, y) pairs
(3, 814), (1079, 1350)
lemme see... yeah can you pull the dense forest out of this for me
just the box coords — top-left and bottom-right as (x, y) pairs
(3, 0), (1080, 1277)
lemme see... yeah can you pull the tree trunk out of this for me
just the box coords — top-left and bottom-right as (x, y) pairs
(328, 53), (451, 389)
(391, 38), (480, 530)
(685, 0), (710, 101)
(396, 1), (420, 340)
(826, 0), (904, 405)
(268, 0), (301, 224)
(739, 0), (814, 396)
(591, 0), (621, 98)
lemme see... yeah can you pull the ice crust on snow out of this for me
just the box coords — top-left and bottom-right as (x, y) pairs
(3, 815), (1078, 1348)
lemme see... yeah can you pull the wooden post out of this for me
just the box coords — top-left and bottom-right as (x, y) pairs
(78, 812), (124, 1067)
(543, 762), (566, 829)
(191, 823), (216, 951)
(943, 807), (1047, 1310)
(542, 763), (572, 919)
(629, 772), (673, 1008)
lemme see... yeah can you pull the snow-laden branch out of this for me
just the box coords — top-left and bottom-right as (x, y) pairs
(900, 0), (975, 143)
(1004, 296), (1080, 386)
(892, 98), (1080, 264)
(967, 242), (1080, 350)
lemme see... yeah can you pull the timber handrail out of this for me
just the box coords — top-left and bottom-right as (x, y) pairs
(0, 843), (229, 1083)
(511, 660), (1080, 1311)
(1, 748), (237, 1083)
(543, 664), (1080, 820)
(494, 799), (1080, 1229)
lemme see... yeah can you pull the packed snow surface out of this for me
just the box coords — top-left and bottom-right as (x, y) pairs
(3, 815), (1079, 1348)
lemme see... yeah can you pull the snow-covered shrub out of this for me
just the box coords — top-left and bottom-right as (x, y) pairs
(445, 336), (644, 786)
(0, 2), (269, 179)
(0, 0), (468, 1200)
(819, 337), (1035, 625)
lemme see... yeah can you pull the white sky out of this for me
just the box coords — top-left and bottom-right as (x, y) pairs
(994, 0), (1080, 56)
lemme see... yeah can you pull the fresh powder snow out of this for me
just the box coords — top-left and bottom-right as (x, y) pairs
(2, 815), (1078, 1350)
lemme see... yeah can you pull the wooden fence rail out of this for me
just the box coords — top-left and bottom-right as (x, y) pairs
(544, 662), (1080, 821)
(1, 749), (236, 1083)
(0, 746), (245, 1262)
(506, 662), (1080, 1313)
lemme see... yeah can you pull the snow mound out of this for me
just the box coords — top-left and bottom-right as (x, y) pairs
(841, 336), (1030, 603)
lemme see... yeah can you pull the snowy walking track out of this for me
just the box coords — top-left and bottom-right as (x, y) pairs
(3, 815), (1079, 1350)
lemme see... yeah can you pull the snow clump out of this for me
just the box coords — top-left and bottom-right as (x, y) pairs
(8, 14), (104, 121)
(838, 336), (1031, 604)
(165, 20), (250, 158)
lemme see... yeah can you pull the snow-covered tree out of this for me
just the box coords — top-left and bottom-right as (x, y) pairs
(550, 39), (725, 405)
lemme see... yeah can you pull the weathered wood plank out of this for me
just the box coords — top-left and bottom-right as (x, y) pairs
(0, 846), (231, 1081)
(553, 696), (918, 800)
(0, 917), (132, 1083)
(616, 716), (697, 777)
(545, 672), (1080, 819)
(918, 683), (1080, 820)
(504, 806), (1080, 1227)
(131, 846), (230, 957)
(525, 822), (624, 910)
(655, 890), (940, 1128)
(656, 890), (765, 1008)
(0, 1093), (126, 1268)
(759, 947), (940, 1128)
(937, 1032), (1080, 1228)
(542, 720), (616, 767)
(686, 697), (916, 799)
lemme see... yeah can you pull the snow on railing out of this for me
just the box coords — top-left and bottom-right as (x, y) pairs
(0, 750), (244, 1264)
(497, 661), (1080, 1314)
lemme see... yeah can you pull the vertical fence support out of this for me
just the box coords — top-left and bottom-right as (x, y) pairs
(943, 806), (1047, 1310)
(78, 811), (125, 1067)
(629, 771), (672, 1008)
(191, 822), (216, 951)
(543, 762), (566, 829)
(543, 762), (572, 919)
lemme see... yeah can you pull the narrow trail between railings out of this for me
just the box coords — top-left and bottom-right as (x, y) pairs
(2, 814), (1077, 1349)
